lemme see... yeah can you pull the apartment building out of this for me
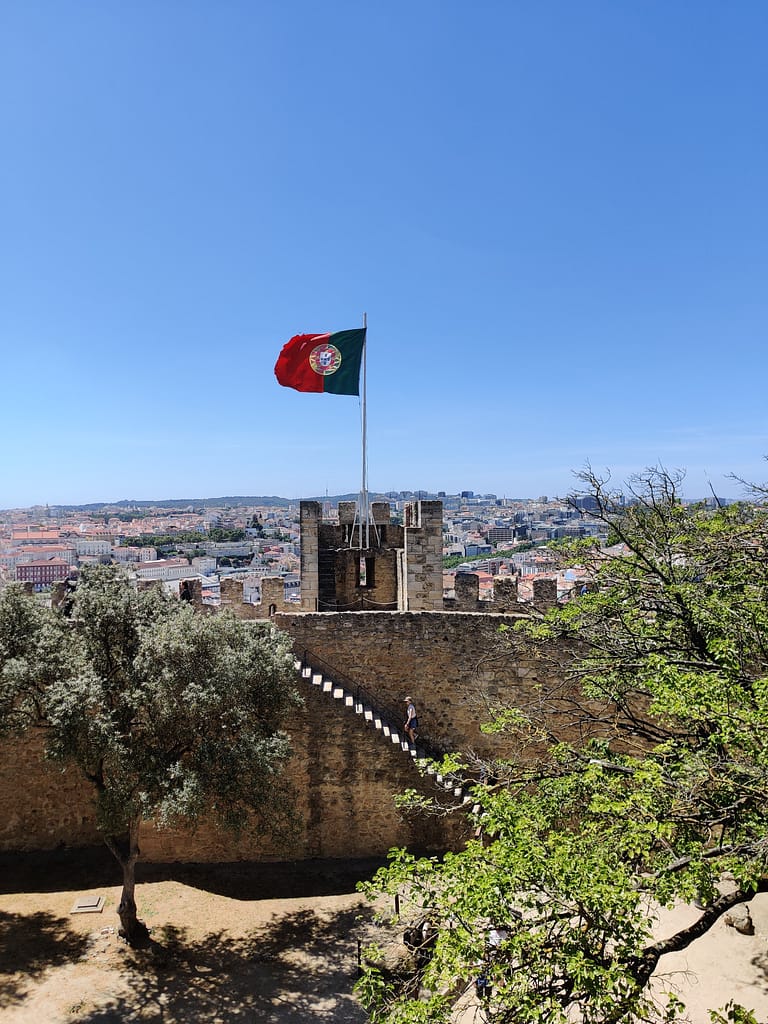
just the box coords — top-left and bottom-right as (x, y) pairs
(16, 558), (70, 587)
(134, 558), (196, 582)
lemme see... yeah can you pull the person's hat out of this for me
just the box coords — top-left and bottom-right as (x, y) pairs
(404, 696), (412, 702)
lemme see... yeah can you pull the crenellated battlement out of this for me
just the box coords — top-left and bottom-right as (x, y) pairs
(299, 499), (443, 613)
(444, 573), (558, 614)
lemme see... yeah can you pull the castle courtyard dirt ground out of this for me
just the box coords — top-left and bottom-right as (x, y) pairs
(2, 849), (768, 1024)
(0, 850), (382, 1023)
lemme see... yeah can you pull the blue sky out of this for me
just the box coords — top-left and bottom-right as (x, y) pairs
(1, 1), (766, 507)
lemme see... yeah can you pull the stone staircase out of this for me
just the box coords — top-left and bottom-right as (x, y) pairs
(294, 655), (473, 804)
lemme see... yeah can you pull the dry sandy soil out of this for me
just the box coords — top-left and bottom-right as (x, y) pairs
(2, 848), (768, 1024)
(0, 849), (383, 1023)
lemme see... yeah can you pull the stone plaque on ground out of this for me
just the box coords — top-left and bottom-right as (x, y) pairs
(71, 895), (105, 914)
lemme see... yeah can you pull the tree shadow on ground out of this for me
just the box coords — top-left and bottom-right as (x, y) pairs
(0, 847), (388, 900)
(0, 909), (90, 1008)
(751, 950), (768, 994)
(71, 903), (373, 1023)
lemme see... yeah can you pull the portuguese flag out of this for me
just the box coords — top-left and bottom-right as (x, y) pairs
(274, 329), (366, 395)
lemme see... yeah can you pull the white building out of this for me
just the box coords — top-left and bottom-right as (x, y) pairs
(75, 539), (112, 557)
(134, 558), (196, 582)
(191, 556), (217, 575)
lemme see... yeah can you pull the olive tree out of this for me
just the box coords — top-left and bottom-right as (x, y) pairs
(358, 467), (768, 1024)
(0, 565), (301, 946)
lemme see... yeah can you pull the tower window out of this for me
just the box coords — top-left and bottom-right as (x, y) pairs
(358, 556), (376, 588)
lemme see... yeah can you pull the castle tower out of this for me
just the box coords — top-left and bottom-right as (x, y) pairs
(299, 501), (321, 611)
(298, 498), (444, 612)
(403, 501), (443, 611)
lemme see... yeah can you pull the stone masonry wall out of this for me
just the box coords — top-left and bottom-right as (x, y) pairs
(0, 729), (98, 851)
(1, 655), (466, 859)
(444, 574), (559, 615)
(276, 610), (567, 759)
(300, 499), (444, 614)
(299, 501), (320, 611)
(0, 610), (572, 860)
(445, 573), (526, 614)
(214, 577), (295, 620)
(403, 502), (444, 611)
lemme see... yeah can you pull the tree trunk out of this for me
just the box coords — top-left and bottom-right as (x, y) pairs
(105, 819), (151, 947)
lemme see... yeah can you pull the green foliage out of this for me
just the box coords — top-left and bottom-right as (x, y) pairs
(0, 564), (301, 845)
(393, 789), (436, 813)
(0, 584), (69, 734)
(359, 467), (768, 1024)
(443, 542), (541, 570)
(208, 527), (247, 543)
(709, 1002), (759, 1024)
(111, 510), (153, 522)
(128, 527), (246, 548)
(127, 531), (205, 548)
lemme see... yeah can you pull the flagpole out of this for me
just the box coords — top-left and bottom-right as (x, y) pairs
(360, 312), (369, 549)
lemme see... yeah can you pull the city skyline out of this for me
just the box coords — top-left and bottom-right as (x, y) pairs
(0, 479), (751, 514)
(2, 3), (766, 508)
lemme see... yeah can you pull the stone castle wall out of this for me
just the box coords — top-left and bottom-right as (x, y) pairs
(2, 495), (581, 864)
(0, 653), (466, 861)
(202, 571), (559, 623)
(0, 609), (573, 861)
(298, 499), (444, 613)
(276, 610), (552, 758)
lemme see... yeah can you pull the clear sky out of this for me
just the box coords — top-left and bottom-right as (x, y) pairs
(2, 1), (766, 507)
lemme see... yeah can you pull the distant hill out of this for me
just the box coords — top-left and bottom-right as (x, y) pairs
(46, 492), (405, 513)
